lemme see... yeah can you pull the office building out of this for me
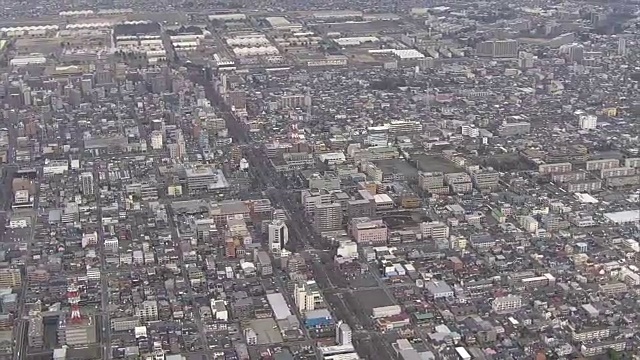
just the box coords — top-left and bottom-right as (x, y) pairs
(268, 220), (288, 253)
(80, 172), (94, 195)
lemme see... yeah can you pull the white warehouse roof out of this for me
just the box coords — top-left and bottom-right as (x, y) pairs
(335, 36), (379, 46)
(233, 46), (279, 57)
(227, 35), (271, 47)
(604, 210), (640, 224)
(369, 48), (425, 59)
(209, 13), (246, 21)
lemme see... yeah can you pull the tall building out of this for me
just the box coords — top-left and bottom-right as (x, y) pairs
(268, 220), (288, 253)
(80, 172), (94, 196)
(336, 322), (352, 346)
(618, 37), (627, 56)
(28, 313), (43, 348)
(567, 44), (584, 63)
(150, 130), (164, 150)
(578, 114), (597, 129)
(313, 203), (343, 232)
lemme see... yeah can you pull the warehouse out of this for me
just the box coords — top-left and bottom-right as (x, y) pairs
(604, 210), (640, 224)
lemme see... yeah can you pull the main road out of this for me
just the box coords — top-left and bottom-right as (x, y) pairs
(191, 71), (396, 360)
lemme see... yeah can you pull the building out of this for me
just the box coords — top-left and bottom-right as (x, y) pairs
(475, 39), (519, 58)
(618, 37), (627, 56)
(578, 114), (597, 129)
(256, 251), (273, 276)
(350, 217), (388, 245)
(28, 313), (44, 348)
(150, 130), (164, 150)
(498, 122), (530, 136)
(57, 316), (97, 346)
(367, 125), (390, 147)
(539, 162), (572, 174)
(470, 168), (500, 190)
(80, 172), (94, 195)
(420, 221), (450, 242)
(313, 203), (343, 232)
(294, 280), (323, 312)
(586, 159), (619, 171)
(419, 172), (448, 194)
(135, 300), (159, 322)
(184, 165), (229, 194)
(444, 172), (473, 194)
(0, 268), (21, 288)
(601, 167), (635, 178)
(268, 220), (288, 253)
(425, 280), (454, 299)
(492, 295), (523, 313)
(336, 322), (352, 346)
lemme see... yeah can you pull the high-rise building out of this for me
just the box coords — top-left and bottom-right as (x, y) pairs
(80, 172), (94, 196)
(313, 203), (343, 232)
(268, 220), (288, 253)
(618, 37), (627, 56)
(578, 114), (597, 129)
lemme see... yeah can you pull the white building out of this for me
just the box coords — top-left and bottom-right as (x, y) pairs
(336, 322), (352, 346)
(367, 125), (390, 147)
(136, 300), (159, 322)
(80, 172), (94, 195)
(268, 220), (288, 253)
(150, 130), (164, 150)
(492, 295), (523, 313)
(578, 114), (597, 129)
(294, 280), (323, 312)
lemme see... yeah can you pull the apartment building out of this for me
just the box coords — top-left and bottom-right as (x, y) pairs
(313, 203), (343, 232)
(492, 295), (523, 313)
